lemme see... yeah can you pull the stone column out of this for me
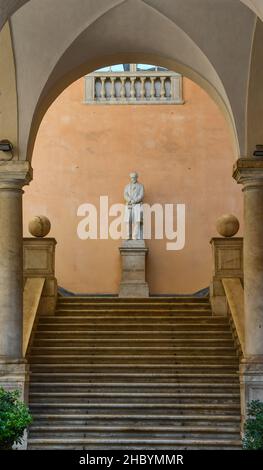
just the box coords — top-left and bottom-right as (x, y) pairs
(0, 161), (32, 401)
(233, 157), (263, 422)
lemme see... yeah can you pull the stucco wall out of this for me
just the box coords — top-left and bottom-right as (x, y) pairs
(23, 77), (243, 294)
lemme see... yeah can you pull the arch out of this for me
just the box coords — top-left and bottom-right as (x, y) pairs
(9, 0), (252, 163)
(0, 0), (258, 161)
(28, 53), (239, 165)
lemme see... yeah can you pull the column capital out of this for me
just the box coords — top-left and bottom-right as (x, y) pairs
(233, 157), (263, 188)
(0, 160), (33, 189)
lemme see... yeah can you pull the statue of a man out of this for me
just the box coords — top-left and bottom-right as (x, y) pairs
(124, 172), (144, 240)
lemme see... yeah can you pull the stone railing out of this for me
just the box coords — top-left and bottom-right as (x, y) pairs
(210, 215), (244, 357)
(23, 217), (57, 357)
(84, 71), (184, 105)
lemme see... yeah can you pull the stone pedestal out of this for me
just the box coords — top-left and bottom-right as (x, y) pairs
(210, 237), (243, 315)
(0, 359), (30, 449)
(239, 360), (263, 426)
(23, 237), (57, 315)
(0, 359), (29, 400)
(119, 240), (149, 297)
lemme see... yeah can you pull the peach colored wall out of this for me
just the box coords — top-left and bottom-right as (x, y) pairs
(23, 77), (243, 294)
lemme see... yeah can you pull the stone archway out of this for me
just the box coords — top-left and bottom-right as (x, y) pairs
(1, 0), (260, 162)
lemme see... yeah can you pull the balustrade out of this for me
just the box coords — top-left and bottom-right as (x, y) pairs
(85, 70), (184, 105)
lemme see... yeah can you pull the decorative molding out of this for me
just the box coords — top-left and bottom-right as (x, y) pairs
(0, 160), (32, 187)
(233, 157), (263, 187)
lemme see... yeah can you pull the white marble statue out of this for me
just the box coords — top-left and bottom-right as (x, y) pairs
(124, 172), (144, 240)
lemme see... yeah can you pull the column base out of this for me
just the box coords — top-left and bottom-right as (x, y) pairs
(0, 358), (29, 401)
(119, 240), (149, 298)
(239, 357), (263, 430)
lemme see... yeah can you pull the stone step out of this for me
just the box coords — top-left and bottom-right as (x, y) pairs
(29, 412), (241, 426)
(36, 322), (230, 331)
(30, 364), (239, 375)
(55, 304), (212, 317)
(27, 436), (241, 450)
(57, 297), (209, 303)
(30, 346), (237, 356)
(57, 302), (211, 308)
(40, 315), (218, 323)
(29, 402), (241, 416)
(28, 424), (240, 439)
(29, 355), (238, 365)
(31, 340), (234, 348)
(29, 391), (240, 404)
(32, 339), (233, 348)
(30, 372), (239, 384)
(29, 382), (240, 393)
(34, 330), (232, 339)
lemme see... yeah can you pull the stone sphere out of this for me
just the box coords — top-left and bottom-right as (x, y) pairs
(28, 216), (51, 238)
(216, 214), (240, 238)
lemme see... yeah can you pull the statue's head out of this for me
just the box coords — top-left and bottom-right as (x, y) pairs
(130, 172), (138, 183)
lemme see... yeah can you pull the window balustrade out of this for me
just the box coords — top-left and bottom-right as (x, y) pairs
(84, 64), (184, 105)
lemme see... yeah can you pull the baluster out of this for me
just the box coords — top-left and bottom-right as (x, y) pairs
(140, 77), (146, 100)
(130, 77), (136, 100)
(110, 77), (116, 100)
(150, 77), (155, 100)
(100, 77), (106, 100)
(160, 76), (166, 99)
(120, 77), (126, 100)
(166, 78), (172, 99)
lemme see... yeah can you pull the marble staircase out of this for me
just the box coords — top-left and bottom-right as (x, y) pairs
(27, 296), (241, 450)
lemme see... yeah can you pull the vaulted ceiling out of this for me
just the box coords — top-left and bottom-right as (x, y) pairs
(0, 0), (263, 162)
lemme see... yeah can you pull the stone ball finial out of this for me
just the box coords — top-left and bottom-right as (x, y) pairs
(28, 216), (51, 238)
(216, 214), (240, 238)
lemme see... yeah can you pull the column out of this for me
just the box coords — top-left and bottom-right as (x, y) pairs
(233, 157), (263, 421)
(0, 161), (32, 401)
